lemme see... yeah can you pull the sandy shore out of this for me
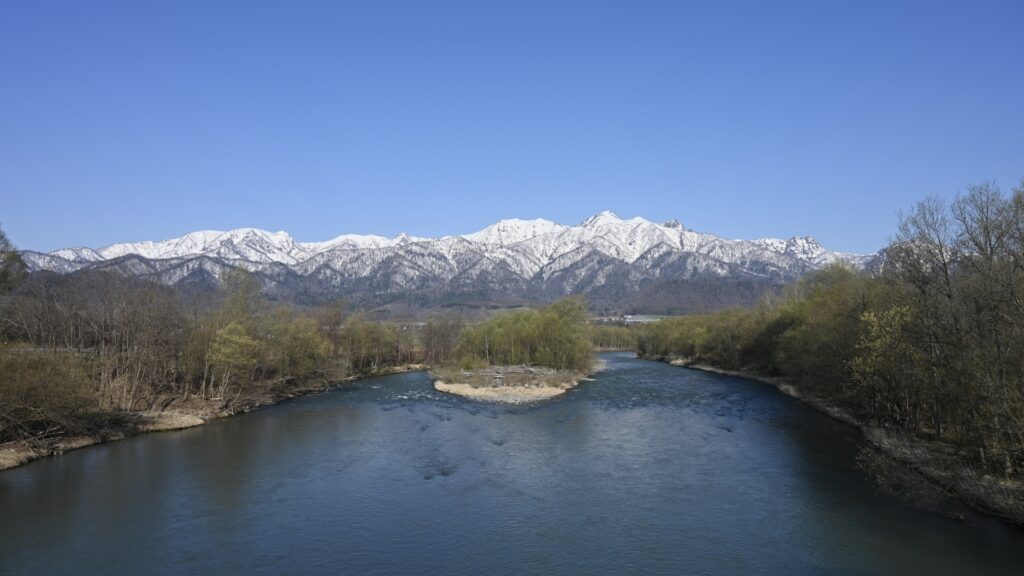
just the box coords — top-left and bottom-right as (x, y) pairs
(434, 381), (571, 403)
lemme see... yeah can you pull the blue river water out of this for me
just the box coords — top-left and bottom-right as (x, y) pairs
(2, 353), (1023, 575)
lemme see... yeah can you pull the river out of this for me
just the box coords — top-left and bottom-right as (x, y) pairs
(2, 353), (1023, 575)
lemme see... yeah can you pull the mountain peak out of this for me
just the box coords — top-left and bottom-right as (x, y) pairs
(462, 218), (565, 245)
(580, 210), (623, 227)
(753, 236), (828, 262)
(221, 228), (293, 241)
(788, 235), (820, 246)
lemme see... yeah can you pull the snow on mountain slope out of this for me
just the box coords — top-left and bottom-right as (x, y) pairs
(94, 229), (313, 264)
(752, 236), (871, 267)
(28, 212), (875, 309)
(462, 218), (566, 245)
(51, 247), (104, 261)
(305, 233), (398, 252)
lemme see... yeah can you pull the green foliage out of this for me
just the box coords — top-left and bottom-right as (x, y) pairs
(637, 265), (879, 393)
(638, 264), (878, 381)
(453, 296), (593, 371)
(458, 355), (489, 371)
(589, 324), (636, 350)
(851, 306), (926, 427)
(772, 265), (870, 389)
(209, 321), (261, 383)
(205, 272), (332, 388)
(422, 316), (464, 364)
(340, 315), (401, 373)
(263, 312), (330, 378)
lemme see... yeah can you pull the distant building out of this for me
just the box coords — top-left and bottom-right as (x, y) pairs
(623, 315), (663, 325)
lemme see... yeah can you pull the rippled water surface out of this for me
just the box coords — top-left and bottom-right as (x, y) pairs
(3, 353), (1024, 575)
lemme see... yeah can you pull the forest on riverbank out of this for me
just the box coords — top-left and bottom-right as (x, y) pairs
(637, 181), (1024, 489)
(0, 232), (466, 445)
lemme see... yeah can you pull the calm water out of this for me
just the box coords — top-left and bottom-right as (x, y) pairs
(3, 353), (1023, 575)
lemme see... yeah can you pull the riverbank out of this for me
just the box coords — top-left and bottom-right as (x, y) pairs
(432, 363), (599, 403)
(0, 364), (428, 472)
(434, 381), (573, 402)
(648, 355), (1024, 526)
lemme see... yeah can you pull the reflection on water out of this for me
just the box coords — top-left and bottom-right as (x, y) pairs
(2, 353), (1023, 575)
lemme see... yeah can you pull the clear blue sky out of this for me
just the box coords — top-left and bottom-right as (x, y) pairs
(2, 0), (1021, 254)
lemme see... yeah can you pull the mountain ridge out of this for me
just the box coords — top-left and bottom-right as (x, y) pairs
(23, 212), (877, 314)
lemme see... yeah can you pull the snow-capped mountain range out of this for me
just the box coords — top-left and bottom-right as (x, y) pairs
(23, 212), (875, 313)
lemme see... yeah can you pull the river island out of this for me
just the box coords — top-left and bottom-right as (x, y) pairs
(432, 363), (600, 403)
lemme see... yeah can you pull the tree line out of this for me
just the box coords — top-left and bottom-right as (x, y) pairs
(636, 180), (1024, 479)
(0, 240), (466, 443)
(589, 323), (637, 350)
(452, 296), (593, 372)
